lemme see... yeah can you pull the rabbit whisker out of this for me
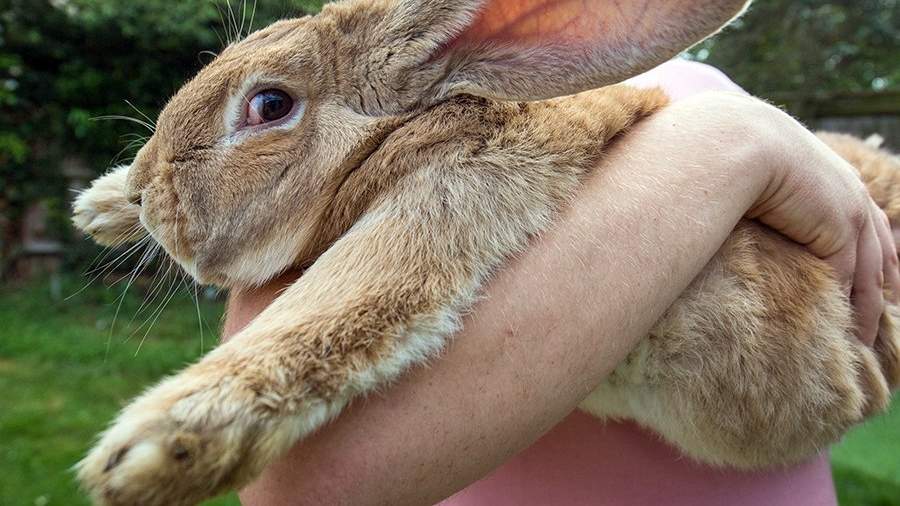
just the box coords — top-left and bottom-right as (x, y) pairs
(132, 267), (182, 356)
(92, 115), (155, 134)
(184, 276), (206, 354)
(104, 241), (159, 362)
(131, 249), (176, 322)
(67, 234), (150, 301)
(124, 100), (157, 131)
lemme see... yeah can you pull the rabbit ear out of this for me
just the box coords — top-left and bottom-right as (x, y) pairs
(374, 0), (749, 108)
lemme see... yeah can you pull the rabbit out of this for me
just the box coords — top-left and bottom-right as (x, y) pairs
(69, 0), (900, 504)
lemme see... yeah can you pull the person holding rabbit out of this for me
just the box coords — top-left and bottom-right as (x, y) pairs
(223, 58), (897, 506)
(72, 0), (900, 504)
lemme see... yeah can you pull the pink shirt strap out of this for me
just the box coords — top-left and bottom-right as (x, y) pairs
(625, 58), (749, 100)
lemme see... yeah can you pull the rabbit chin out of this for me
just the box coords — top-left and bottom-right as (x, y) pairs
(146, 220), (307, 288)
(200, 232), (304, 289)
(137, 213), (205, 284)
(172, 257), (204, 284)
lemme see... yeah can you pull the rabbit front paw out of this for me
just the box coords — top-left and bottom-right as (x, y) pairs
(76, 368), (277, 506)
(72, 165), (144, 247)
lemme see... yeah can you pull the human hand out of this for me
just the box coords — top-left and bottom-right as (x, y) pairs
(627, 61), (898, 347)
(746, 125), (900, 346)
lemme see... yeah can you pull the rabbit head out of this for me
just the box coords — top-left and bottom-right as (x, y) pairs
(119, 0), (749, 288)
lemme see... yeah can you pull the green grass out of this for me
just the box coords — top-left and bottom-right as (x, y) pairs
(0, 276), (237, 506)
(833, 399), (900, 505)
(1, 276), (898, 505)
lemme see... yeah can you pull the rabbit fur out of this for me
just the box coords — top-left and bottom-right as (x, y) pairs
(70, 0), (899, 504)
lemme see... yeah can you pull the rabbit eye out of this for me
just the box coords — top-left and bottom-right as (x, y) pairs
(246, 89), (294, 126)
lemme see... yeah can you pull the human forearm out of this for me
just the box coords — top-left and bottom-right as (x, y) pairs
(230, 93), (852, 505)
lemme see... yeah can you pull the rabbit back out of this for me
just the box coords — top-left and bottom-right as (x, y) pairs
(379, 85), (899, 470)
(581, 220), (898, 468)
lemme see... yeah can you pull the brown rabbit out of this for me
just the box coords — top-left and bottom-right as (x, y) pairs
(70, 0), (900, 504)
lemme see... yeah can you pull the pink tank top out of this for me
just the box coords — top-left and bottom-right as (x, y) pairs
(441, 60), (837, 506)
(439, 412), (837, 506)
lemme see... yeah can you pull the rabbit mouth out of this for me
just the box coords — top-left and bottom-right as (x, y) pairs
(139, 209), (206, 283)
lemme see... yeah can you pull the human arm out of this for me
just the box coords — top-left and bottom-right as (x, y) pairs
(227, 93), (895, 506)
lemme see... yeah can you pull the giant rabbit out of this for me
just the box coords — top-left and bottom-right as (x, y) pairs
(71, 0), (900, 504)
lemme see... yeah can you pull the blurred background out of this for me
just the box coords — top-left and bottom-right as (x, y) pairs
(0, 0), (898, 505)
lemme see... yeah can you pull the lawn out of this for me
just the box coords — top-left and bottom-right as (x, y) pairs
(0, 276), (238, 506)
(1, 276), (898, 505)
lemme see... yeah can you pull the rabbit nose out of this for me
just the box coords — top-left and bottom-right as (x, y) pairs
(125, 138), (158, 205)
(122, 166), (144, 206)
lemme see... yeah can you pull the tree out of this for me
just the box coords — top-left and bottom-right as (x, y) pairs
(0, 0), (325, 273)
(690, 0), (899, 96)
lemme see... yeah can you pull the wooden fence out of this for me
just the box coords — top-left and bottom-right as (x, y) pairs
(771, 90), (900, 150)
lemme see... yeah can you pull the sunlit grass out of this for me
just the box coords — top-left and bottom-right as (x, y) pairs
(0, 276), (234, 506)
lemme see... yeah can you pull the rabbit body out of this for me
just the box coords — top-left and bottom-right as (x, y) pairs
(70, 0), (900, 504)
(307, 85), (900, 470)
(74, 84), (900, 505)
